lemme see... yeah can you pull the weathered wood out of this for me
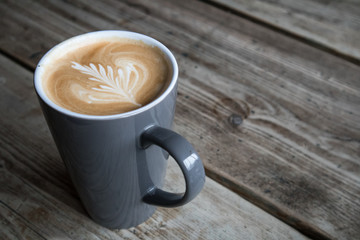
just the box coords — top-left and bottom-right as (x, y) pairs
(208, 0), (360, 62)
(0, 55), (308, 239)
(0, 159), (308, 240)
(0, 0), (359, 239)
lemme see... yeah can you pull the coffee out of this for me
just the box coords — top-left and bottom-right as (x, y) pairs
(41, 37), (171, 115)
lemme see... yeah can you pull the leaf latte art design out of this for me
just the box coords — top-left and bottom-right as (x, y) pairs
(71, 61), (146, 106)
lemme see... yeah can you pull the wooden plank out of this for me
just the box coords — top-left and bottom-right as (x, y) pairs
(0, 203), (47, 240)
(0, 158), (308, 240)
(207, 0), (360, 62)
(0, 0), (359, 239)
(0, 56), (307, 239)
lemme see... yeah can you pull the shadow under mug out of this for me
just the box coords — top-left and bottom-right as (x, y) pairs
(34, 30), (205, 229)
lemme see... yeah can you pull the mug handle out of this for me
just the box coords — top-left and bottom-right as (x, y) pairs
(141, 125), (205, 207)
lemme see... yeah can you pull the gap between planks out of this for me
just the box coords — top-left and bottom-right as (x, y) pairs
(201, 0), (360, 66)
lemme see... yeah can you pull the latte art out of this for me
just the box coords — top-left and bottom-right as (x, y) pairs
(71, 62), (145, 106)
(42, 38), (171, 115)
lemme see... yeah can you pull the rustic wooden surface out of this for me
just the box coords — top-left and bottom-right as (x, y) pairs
(0, 0), (360, 239)
(209, 0), (360, 62)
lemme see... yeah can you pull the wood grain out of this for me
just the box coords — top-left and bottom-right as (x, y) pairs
(207, 0), (360, 62)
(0, 160), (308, 240)
(0, 55), (308, 240)
(0, 0), (359, 239)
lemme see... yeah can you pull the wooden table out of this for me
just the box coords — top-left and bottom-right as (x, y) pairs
(1, 0), (359, 239)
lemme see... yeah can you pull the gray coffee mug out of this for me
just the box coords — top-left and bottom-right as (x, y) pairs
(34, 31), (205, 229)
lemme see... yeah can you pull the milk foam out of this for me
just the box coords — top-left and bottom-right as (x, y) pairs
(70, 61), (145, 106)
(42, 38), (170, 115)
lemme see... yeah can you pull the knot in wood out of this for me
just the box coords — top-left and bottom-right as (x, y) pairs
(228, 113), (243, 126)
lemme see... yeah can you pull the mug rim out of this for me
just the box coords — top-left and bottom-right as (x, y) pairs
(34, 30), (179, 120)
